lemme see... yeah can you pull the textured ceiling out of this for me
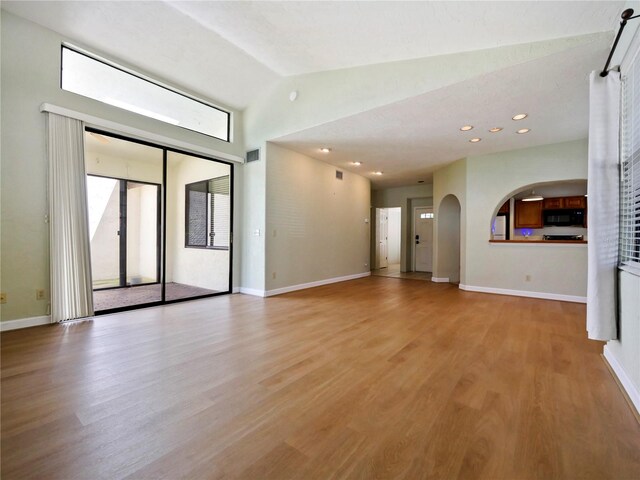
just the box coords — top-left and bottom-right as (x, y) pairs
(168, 0), (623, 76)
(273, 36), (610, 188)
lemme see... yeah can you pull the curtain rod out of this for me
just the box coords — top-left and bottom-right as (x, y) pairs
(601, 8), (640, 77)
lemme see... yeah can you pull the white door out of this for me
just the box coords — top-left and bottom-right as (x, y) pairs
(414, 207), (433, 272)
(375, 208), (388, 269)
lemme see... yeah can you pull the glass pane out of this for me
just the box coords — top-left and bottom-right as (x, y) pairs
(85, 132), (164, 311)
(87, 175), (120, 289)
(63, 47), (229, 141)
(126, 182), (159, 286)
(166, 151), (231, 301)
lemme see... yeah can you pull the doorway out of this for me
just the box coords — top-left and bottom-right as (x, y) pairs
(413, 207), (434, 272)
(84, 128), (233, 313)
(374, 207), (401, 271)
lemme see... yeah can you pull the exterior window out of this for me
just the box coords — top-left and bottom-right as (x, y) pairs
(61, 46), (230, 141)
(185, 176), (230, 249)
(620, 51), (640, 264)
(420, 213), (434, 219)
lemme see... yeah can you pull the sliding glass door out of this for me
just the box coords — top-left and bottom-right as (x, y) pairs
(84, 129), (232, 314)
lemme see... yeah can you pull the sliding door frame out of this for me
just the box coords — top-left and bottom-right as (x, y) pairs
(85, 126), (234, 315)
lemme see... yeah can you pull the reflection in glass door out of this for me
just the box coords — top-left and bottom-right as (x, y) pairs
(84, 129), (232, 314)
(165, 151), (231, 301)
(85, 131), (163, 312)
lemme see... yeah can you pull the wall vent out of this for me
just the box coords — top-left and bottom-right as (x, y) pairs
(336, 170), (343, 180)
(246, 149), (260, 163)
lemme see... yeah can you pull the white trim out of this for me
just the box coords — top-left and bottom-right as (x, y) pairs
(603, 346), (640, 416)
(238, 287), (266, 297)
(458, 284), (586, 303)
(266, 272), (371, 297)
(0, 315), (52, 331)
(413, 206), (434, 273)
(620, 262), (640, 278)
(40, 103), (244, 164)
(232, 287), (240, 294)
(431, 277), (450, 283)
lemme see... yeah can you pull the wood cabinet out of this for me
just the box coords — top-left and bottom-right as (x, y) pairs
(498, 201), (510, 214)
(543, 197), (563, 209)
(564, 196), (587, 208)
(542, 196), (587, 209)
(515, 200), (543, 228)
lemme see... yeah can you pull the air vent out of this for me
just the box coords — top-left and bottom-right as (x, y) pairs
(246, 149), (260, 163)
(336, 170), (343, 180)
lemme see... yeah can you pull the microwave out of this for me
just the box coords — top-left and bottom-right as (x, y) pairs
(543, 209), (585, 226)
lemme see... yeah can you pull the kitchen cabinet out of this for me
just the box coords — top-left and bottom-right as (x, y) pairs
(498, 201), (510, 214)
(564, 196), (587, 208)
(543, 197), (564, 209)
(542, 196), (587, 209)
(515, 200), (543, 228)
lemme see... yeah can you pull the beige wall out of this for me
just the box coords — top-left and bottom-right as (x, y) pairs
(0, 11), (244, 321)
(371, 184), (433, 271)
(432, 140), (588, 297)
(265, 143), (370, 292)
(464, 140), (588, 298)
(433, 158), (467, 283)
(166, 153), (231, 292)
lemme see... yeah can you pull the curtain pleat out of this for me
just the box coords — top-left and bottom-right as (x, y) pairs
(47, 113), (94, 322)
(586, 71), (620, 341)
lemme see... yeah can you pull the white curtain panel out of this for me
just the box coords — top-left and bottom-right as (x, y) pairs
(47, 113), (94, 322)
(587, 71), (620, 341)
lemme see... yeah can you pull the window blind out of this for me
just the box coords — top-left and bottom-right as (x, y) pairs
(185, 175), (230, 249)
(620, 51), (640, 264)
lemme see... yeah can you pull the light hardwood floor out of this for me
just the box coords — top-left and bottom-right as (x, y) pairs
(2, 277), (640, 479)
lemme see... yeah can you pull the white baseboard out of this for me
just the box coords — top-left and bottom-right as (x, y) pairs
(603, 346), (640, 416)
(458, 284), (586, 303)
(431, 277), (450, 283)
(265, 271), (371, 297)
(1, 315), (52, 331)
(238, 287), (266, 297)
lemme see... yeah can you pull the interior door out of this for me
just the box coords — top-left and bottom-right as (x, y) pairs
(414, 207), (433, 272)
(375, 208), (388, 269)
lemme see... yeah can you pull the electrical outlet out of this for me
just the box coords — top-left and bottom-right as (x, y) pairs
(525, 275), (531, 282)
(0, 293), (6, 304)
(36, 289), (45, 300)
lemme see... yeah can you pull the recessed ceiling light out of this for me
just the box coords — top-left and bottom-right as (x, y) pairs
(460, 125), (474, 131)
(469, 138), (481, 143)
(373, 171), (383, 175)
(489, 127), (503, 133)
(351, 161), (362, 166)
(320, 147), (331, 153)
(512, 113), (528, 121)
(516, 128), (531, 134)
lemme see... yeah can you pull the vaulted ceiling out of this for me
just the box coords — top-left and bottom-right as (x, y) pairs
(2, 1), (628, 187)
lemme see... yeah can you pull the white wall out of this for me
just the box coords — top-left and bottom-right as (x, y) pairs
(387, 208), (401, 264)
(0, 11), (244, 322)
(265, 143), (370, 292)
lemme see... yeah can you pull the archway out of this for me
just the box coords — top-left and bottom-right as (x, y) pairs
(436, 194), (461, 284)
